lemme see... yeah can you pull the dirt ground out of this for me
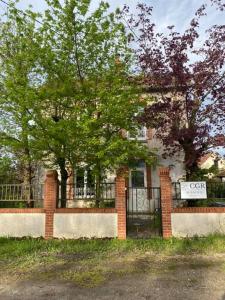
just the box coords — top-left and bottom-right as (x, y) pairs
(0, 253), (225, 300)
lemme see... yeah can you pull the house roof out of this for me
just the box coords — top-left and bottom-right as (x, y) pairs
(198, 153), (214, 167)
(217, 170), (225, 178)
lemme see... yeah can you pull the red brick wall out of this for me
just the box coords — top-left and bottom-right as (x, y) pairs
(115, 169), (127, 240)
(55, 208), (116, 213)
(159, 167), (172, 238)
(0, 209), (44, 213)
(173, 207), (225, 213)
(44, 170), (58, 239)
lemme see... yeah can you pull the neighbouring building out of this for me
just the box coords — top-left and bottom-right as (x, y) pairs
(198, 152), (225, 181)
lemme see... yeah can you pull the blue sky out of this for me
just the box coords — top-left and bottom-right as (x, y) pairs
(0, 0), (224, 36)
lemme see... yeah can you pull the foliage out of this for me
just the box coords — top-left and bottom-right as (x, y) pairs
(0, 1), (156, 206)
(123, 1), (225, 178)
(0, 3), (42, 185)
(0, 153), (20, 183)
(188, 164), (220, 181)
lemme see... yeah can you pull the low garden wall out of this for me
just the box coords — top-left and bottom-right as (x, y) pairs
(157, 169), (225, 238)
(0, 209), (117, 239)
(0, 170), (126, 239)
(172, 208), (225, 237)
(0, 209), (45, 237)
(2, 168), (223, 239)
(54, 208), (117, 238)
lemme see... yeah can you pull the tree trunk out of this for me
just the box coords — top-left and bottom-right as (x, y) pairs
(95, 162), (102, 208)
(95, 174), (101, 208)
(181, 140), (200, 180)
(23, 148), (34, 208)
(184, 151), (201, 207)
(186, 163), (199, 180)
(58, 158), (68, 208)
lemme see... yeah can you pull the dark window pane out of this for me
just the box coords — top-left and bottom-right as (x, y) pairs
(132, 160), (145, 168)
(131, 170), (144, 188)
(87, 170), (95, 187)
(76, 168), (84, 188)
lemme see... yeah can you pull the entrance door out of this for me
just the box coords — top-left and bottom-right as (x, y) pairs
(128, 161), (154, 213)
(126, 163), (162, 238)
(128, 168), (150, 213)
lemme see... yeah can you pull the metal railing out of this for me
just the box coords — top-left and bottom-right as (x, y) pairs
(126, 187), (161, 214)
(126, 187), (162, 238)
(58, 182), (115, 208)
(0, 184), (44, 208)
(173, 182), (225, 208)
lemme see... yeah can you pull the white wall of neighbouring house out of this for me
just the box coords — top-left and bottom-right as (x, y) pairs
(199, 154), (215, 170)
(172, 213), (225, 237)
(148, 134), (186, 187)
(0, 213), (45, 237)
(199, 154), (225, 170)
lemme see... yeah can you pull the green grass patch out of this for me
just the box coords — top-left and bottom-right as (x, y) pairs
(0, 235), (225, 287)
(1, 234), (225, 261)
(62, 269), (105, 287)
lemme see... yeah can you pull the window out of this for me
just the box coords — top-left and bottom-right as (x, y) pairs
(130, 160), (146, 188)
(128, 126), (147, 141)
(131, 170), (145, 188)
(75, 168), (95, 198)
(76, 168), (95, 188)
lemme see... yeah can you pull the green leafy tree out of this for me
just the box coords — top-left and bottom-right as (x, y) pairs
(0, 0), (156, 207)
(0, 150), (20, 183)
(0, 3), (42, 189)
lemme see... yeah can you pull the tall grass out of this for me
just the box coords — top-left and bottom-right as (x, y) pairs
(0, 235), (225, 261)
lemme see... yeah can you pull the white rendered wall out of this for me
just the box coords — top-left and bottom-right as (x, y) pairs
(0, 213), (45, 237)
(148, 136), (186, 187)
(54, 213), (117, 238)
(172, 213), (225, 237)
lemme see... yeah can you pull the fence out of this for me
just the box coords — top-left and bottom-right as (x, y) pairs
(0, 169), (173, 239)
(126, 187), (162, 238)
(173, 182), (225, 208)
(2, 168), (223, 239)
(58, 182), (115, 208)
(171, 181), (225, 237)
(0, 171), (120, 239)
(126, 187), (161, 213)
(0, 184), (44, 208)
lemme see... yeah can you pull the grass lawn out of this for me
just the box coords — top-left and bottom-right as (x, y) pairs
(0, 235), (225, 288)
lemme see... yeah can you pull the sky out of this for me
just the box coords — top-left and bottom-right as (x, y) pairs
(0, 0), (224, 36)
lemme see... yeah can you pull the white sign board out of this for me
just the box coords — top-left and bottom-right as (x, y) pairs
(180, 182), (207, 199)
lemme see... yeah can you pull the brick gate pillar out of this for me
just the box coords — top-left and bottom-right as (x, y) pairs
(115, 169), (127, 240)
(44, 170), (58, 239)
(159, 167), (172, 238)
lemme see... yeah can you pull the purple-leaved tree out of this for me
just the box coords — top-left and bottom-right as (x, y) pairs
(123, 1), (225, 178)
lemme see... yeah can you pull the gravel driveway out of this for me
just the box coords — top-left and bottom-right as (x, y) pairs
(1, 254), (225, 300)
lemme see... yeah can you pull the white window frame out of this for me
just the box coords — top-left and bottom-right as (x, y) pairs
(129, 166), (147, 188)
(75, 168), (95, 199)
(128, 126), (147, 141)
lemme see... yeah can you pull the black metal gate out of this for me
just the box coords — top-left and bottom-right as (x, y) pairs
(126, 187), (162, 238)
